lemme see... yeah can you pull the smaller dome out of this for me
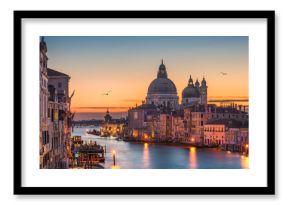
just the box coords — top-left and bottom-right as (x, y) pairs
(182, 86), (200, 98)
(182, 75), (201, 98)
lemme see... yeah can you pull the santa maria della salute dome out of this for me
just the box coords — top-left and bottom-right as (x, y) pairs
(145, 60), (208, 109)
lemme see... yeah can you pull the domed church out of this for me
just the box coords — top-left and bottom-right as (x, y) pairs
(146, 60), (179, 109)
(182, 75), (208, 106)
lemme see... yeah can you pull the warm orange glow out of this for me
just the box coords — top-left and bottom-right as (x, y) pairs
(189, 147), (197, 168)
(227, 151), (231, 154)
(133, 130), (138, 137)
(111, 165), (120, 169)
(69, 63), (248, 109)
(191, 138), (195, 142)
(241, 155), (249, 169)
(71, 107), (129, 113)
(245, 144), (249, 148)
(190, 147), (196, 153)
(143, 143), (150, 168)
(112, 150), (116, 155)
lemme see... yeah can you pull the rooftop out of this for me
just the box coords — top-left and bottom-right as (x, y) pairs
(206, 119), (248, 128)
(47, 68), (70, 77)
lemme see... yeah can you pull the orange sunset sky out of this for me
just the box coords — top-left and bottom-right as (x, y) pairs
(44, 36), (248, 113)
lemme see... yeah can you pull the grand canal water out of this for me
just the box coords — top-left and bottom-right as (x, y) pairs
(73, 126), (249, 169)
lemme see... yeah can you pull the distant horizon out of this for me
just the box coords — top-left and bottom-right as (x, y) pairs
(72, 97), (249, 113)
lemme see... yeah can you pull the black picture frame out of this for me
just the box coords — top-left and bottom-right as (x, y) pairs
(14, 10), (275, 195)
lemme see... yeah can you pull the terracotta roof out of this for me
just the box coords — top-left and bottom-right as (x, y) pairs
(47, 68), (69, 77)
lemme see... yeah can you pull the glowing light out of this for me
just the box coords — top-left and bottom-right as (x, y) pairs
(133, 130), (138, 137)
(191, 138), (195, 142)
(189, 147), (197, 168)
(241, 156), (249, 169)
(143, 143), (150, 168)
(144, 134), (149, 139)
(245, 144), (249, 148)
(227, 151), (231, 154)
(111, 165), (120, 169)
(112, 150), (116, 155)
(190, 147), (196, 152)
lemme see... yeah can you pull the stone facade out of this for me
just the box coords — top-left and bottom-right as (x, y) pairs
(204, 124), (226, 146)
(39, 37), (73, 169)
(39, 37), (50, 168)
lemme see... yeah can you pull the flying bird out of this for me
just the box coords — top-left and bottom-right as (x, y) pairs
(102, 90), (111, 95)
(220, 72), (227, 76)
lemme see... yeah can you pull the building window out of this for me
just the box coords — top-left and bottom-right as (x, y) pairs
(42, 131), (49, 144)
(133, 112), (138, 119)
(58, 82), (62, 88)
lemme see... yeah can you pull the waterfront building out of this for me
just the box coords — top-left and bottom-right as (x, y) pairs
(171, 113), (186, 143)
(159, 113), (173, 141)
(225, 127), (249, 153)
(209, 106), (248, 123)
(39, 37), (50, 168)
(146, 60), (179, 109)
(204, 118), (248, 149)
(47, 68), (71, 168)
(204, 123), (226, 146)
(183, 105), (210, 145)
(128, 103), (159, 140)
(100, 109), (125, 137)
(39, 37), (73, 169)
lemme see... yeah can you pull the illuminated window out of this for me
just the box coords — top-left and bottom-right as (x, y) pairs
(134, 112), (138, 119)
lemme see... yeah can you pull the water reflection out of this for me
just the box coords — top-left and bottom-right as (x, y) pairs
(143, 143), (150, 168)
(240, 155), (249, 169)
(189, 147), (197, 168)
(74, 127), (248, 169)
(111, 165), (120, 169)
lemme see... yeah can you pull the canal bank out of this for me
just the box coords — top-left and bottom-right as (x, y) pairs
(73, 126), (249, 169)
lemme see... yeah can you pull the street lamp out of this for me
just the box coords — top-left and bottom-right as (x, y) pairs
(112, 150), (116, 166)
(244, 144), (249, 155)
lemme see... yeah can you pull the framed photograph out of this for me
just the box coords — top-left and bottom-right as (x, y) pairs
(14, 10), (275, 195)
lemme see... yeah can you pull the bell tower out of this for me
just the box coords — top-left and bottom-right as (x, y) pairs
(200, 76), (208, 105)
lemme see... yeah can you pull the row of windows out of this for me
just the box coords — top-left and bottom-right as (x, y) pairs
(204, 139), (224, 145)
(211, 114), (246, 118)
(204, 128), (225, 132)
(205, 136), (224, 139)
